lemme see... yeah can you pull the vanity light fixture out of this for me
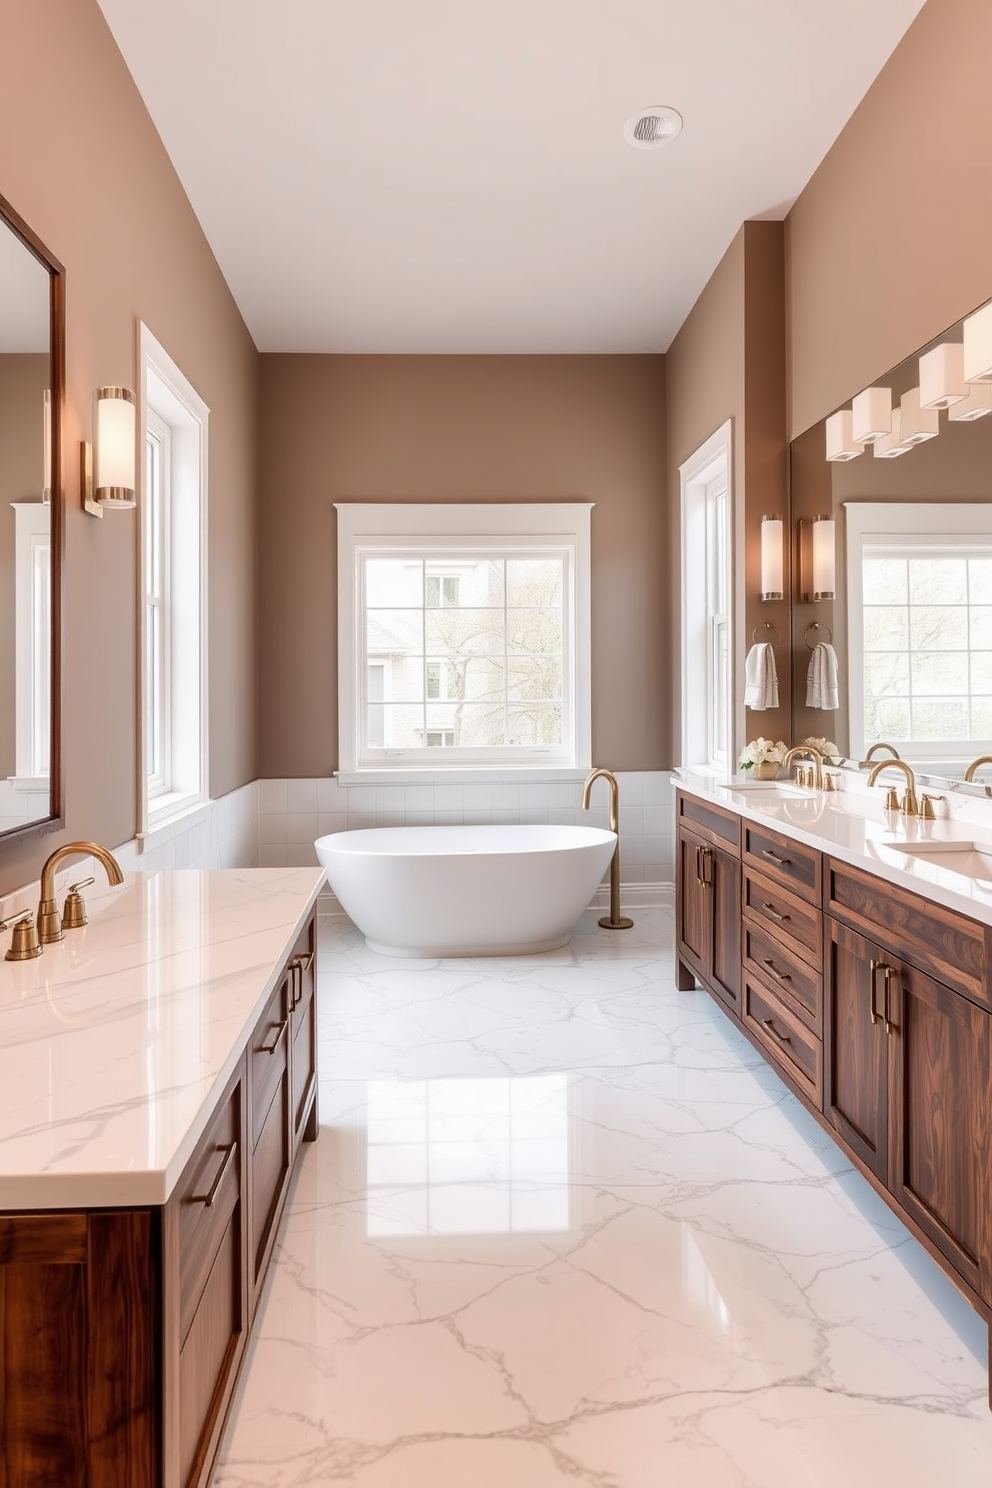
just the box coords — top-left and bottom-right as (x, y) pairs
(798, 515), (835, 602)
(81, 386), (137, 517)
(42, 388), (51, 504)
(872, 406), (912, 458)
(898, 387), (939, 445)
(760, 515), (783, 601)
(948, 380), (992, 421)
(919, 341), (967, 409)
(851, 385), (892, 444)
(962, 300), (992, 383)
(825, 408), (864, 461)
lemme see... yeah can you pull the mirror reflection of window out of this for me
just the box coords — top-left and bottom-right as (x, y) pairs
(365, 1073), (571, 1238)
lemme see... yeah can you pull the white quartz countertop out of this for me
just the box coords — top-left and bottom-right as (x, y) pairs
(0, 866), (325, 1211)
(676, 770), (992, 930)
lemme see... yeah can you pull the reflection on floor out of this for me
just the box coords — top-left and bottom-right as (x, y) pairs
(216, 907), (992, 1488)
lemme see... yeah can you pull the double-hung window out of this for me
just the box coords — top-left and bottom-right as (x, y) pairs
(336, 504), (592, 775)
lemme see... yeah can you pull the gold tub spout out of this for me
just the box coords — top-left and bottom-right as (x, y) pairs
(581, 768), (633, 931)
(37, 841), (125, 945)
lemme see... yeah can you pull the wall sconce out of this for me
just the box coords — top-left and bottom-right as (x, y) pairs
(760, 515), (783, 601)
(872, 406), (911, 458)
(898, 387), (939, 445)
(963, 301), (992, 384)
(948, 381), (992, 421)
(825, 409), (864, 461)
(798, 516), (835, 602)
(42, 388), (51, 505)
(851, 385), (892, 444)
(919, 342), (967, 409)
(82, 386), (137, 518)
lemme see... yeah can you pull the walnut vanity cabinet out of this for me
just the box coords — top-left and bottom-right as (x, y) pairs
(675, 792), (742, 1016)
(0, 910), (318, 1488)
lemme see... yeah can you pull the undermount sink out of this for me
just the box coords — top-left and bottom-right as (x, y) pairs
(730, 780), (810, 799)
(888, 839), (992, 877)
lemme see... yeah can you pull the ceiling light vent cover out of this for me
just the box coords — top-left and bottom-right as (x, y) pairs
(624, 106), (683, 149)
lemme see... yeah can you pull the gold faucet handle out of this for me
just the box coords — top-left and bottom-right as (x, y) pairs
(62, 877), (96, 930)
(883, 787), (900, 812)
(919, 793), (942, 820)
(1, 912), (42, 961)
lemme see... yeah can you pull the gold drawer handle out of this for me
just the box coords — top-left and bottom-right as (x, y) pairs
(761, 902), (790, 923)
(761, 957), (791, 983)
(761, 1017), (791, 1046)
(258, 1018), (288, 1055)
(761, 849), (791, 867)
(191, 1142), (237, 1207)
(291, 951), (315, 975)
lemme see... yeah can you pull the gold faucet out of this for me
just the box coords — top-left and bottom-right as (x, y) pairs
(782, 745), (824, 789)
(867, 758), (919, 816)
(860, 741), (901, 768)
(37, 841), (124, 945)
(581, 768), (633, 931)
(964, 755), (992, 783)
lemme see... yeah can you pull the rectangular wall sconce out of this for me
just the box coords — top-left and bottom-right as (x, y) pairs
(872, 406), (911, 458)
(42, 388), (51, 504)
(948, 381), (992, 421)
(760, 515), (783, 601)
(82, 386), (137, 517)
(898, 387), (939, 445)
(798, 516), (835, 603)
(919, 342), (967, 408)
(851, 385), (892, 444)
(825, 408), (864, 461)
(963, 301), (992, 383)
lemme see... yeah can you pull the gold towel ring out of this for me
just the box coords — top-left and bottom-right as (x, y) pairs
(752, 623), (780, 644)
(804, 622), (833, 650)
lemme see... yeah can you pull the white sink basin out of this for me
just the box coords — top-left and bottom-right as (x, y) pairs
(889, 839), (992, 877)
(730, 781), (810, 799)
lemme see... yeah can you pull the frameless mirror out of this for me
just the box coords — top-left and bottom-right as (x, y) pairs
(790, 298), (992, 793)
(0, 193), (63, 842)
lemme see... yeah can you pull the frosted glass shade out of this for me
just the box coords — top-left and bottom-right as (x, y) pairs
(812, 517), (835, 599)
(919, 342), (966, 408)
(825, 409), (864, 461)
(95, 387), (136, 507)
(873, 406), (911, 458)
(851, 386), (892, 444)
(963, 302), (992, 384)
(948, 381), (992, 421)
(760, 515), (783, 601)
(899, 387), (939, 445)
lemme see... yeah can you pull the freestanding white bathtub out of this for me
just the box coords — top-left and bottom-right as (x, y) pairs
(314, 824), (617, 957)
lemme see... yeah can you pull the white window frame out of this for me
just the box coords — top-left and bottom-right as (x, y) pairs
(680, 423), (737, 771)
(846, 501), (992, 765)
(138, 324), (210, 845)
(336, 503), (592, 780)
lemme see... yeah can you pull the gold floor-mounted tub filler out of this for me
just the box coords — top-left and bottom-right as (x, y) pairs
(581, 768), (634, 930)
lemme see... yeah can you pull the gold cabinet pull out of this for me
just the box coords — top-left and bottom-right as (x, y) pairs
(258, 1018), (288, 1055)
(869, 958), (893, 1029)
(191, 1142), (237, 1207)
(291, 951), (315, 975)
(761, 849), (790, 867)
(699, 846), (713, 886)
(761, 957), (791, 983)
(761, 901), (789, 923)
(761, 1017), (791, 1045)
(289, 951), (315, 1010)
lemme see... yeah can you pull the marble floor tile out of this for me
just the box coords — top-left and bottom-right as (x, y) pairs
(216, 908), (992, 1488)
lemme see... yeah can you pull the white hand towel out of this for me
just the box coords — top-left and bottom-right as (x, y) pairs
(744, 642), (779, 710)
(806, 642), (839, 710)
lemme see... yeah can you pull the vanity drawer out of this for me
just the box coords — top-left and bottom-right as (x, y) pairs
(177, 1074), (243, 1346)
(744, 920), (821, 1033)
(743, 975), (822, 1108)
(743, 869), (822, 968)
(250, 976), (291, 1140)
(677, 791), (741, 852)
(826, 859), (991, 1010)
(743, 821), (821, 904)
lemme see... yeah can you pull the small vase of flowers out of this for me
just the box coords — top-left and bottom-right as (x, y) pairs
(738, 737), (789, 779)
(799, 736), (842, 765)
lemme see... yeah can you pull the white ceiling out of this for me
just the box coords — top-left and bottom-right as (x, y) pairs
(96, 0), (927, 354)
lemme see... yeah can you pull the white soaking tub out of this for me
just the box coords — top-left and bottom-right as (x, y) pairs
(314, 824), (617, 957)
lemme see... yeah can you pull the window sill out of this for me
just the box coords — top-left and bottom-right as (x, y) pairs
(334, 767), (593, 787)
(139, 795), (214, 852)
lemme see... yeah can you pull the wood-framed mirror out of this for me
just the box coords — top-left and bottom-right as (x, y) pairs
(0, 191), (64, 843)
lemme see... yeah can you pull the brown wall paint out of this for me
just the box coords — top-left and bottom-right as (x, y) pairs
(786, 0), (992, 439)
(257, 354), (668, 776)
(665, 223), (789, 762)
(0, 355), (49, 776)
(0, 0), (258, 894)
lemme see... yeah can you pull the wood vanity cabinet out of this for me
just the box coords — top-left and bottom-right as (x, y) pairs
(675, 793), (742, 1016)
(0, 911), (318, 1488)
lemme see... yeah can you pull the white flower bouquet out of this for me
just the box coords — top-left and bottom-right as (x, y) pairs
(738, 738), (789, 778)
(799, 736), (842, 763)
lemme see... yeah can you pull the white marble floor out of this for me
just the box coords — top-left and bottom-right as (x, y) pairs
(216, 907), (992, 1487)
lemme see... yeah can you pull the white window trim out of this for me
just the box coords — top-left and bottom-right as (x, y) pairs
(336, 503), (592, 778)
(137, 324), (211, 847)
(845, 500), (992, 764)
(680, 422), (737, 770)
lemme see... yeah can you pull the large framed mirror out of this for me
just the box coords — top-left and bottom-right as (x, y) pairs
(790, 297), (992, 792)
(0, 192), (63, 843)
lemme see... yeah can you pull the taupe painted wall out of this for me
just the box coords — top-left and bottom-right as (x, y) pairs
(258, 355), (668, 776)
(0, 0), (259, 894)
(787, 0), (992, 438)
(0, 354), (49, 776)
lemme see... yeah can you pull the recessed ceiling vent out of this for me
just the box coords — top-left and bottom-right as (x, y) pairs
(624, 105), (683, 150)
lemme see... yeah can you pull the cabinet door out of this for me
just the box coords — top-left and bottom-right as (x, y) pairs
(290, 944), (317, 1152)
(248, 974), (292, 1310)
(886, 960), (992, 1299)
(709, 843), (742, 1016)
(676, 826), (711, 987)
(825, 919), (888, 1180)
